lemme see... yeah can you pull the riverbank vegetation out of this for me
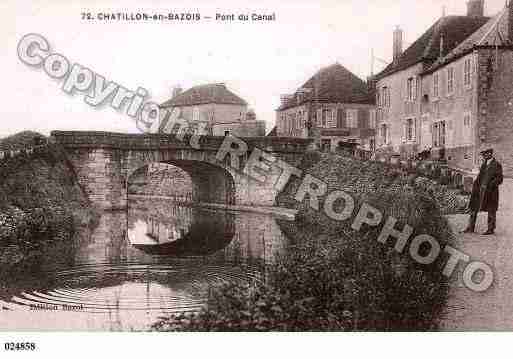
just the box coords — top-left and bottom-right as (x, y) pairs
(0, 132), (99, 279)
(153, 151), (456, 331)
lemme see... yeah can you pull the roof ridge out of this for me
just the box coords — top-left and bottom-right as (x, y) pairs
(477, 8), (507, 45)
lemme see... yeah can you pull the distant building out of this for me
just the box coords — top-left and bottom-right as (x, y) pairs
(374, 0), (513, 176)
(275, 63), (376, 152)
(159, 83), (265, 137)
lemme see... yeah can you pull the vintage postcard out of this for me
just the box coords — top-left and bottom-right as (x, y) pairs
(1, 0), (513, 354)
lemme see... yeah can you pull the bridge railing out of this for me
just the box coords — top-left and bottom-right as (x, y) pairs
(51, 131), (313, 153)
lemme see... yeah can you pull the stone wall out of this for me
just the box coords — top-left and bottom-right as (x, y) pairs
(477, 49), (513, 177)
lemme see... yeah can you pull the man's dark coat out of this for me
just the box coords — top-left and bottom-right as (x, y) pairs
(469, 158), (503, 212)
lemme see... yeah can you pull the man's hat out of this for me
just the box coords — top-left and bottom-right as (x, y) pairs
(479, 144), (494, 154)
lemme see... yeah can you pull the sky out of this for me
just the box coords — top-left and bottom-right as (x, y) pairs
(0, 0), (507, 137)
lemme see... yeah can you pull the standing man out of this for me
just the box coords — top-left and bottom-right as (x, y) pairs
(463, 146), (503, 235)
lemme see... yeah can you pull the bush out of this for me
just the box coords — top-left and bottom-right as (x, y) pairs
(153, 152), (454, 331)
(0, 136), (99, 276)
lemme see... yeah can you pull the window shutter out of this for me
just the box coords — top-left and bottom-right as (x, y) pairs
(402, 122), (407, 143)
(413, 118), (417, 140)
(317, 109), (322, 127)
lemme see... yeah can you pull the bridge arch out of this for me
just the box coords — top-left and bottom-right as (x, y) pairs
(51, 131), (312, 210)
(127, 159), (236, 205)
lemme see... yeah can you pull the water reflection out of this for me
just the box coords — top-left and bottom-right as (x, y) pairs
(0, 198), (289, 331)
(128, 201), (236, 256)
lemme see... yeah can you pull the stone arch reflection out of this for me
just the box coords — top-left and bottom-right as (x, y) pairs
(128, 199), (236, 256)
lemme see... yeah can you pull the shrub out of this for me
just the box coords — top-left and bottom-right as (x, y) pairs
(0, 136), (99, 276)
(153, 152), (453, 331)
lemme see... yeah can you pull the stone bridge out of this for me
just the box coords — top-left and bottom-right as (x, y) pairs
(51, 131), (312, 210)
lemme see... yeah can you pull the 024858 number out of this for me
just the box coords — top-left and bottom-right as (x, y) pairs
(4, 342), (36, 351)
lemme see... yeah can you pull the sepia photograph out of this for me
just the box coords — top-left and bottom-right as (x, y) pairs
(1, 0), (513, 356)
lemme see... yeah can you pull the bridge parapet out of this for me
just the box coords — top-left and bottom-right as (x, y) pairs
(51, 131), (312, 154)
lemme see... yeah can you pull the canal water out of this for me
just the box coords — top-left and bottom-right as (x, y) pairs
(0, 198), (289, 331)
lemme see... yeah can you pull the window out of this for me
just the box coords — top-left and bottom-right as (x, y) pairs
(404, 118), (415, 142)
(406, 77), (416, 101)
(377, 92), (381, 107)
(464, 58), (472, 87)
(381, 87), (390, 107)
(433, 120), (446, 147)
(463, 113), (472, 144)
(447, 67), (454, 95)
(346, 109), (358, 128)
(369, 110), (376, 129)
(463, 113), (471, 127)
(192, 107), (200, 121)
(433, 73), (439, 98)
(380, 124), (388, 144)
(328, 109), (336, 128)
(321, 109), (331, 128)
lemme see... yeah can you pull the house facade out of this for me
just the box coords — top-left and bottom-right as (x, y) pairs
(159, 83), (266, 137)
(275, 63), (376, 152)
(375, 0), (513, 176)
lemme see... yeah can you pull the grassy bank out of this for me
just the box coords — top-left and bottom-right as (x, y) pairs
(0, 132), (99, 278)
(153, 152), (455, 331)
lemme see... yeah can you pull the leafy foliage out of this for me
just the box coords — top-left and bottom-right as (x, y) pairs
(153, 152), (453, 331)
(0, 135), (99, 276)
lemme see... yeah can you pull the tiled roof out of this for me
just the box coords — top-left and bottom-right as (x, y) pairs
(375, 15), (490, 80)
(160, 83), (247, 108)
(277, 63), (373, 111)
(424, 8), (511, 74)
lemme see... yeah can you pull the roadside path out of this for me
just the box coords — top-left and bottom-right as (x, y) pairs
(442, 179), (513, 330)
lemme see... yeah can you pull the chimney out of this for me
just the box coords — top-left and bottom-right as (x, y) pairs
(393, 26), (403, 63)
(467, 0), (485, 17)
(172, 86), (182, 99)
